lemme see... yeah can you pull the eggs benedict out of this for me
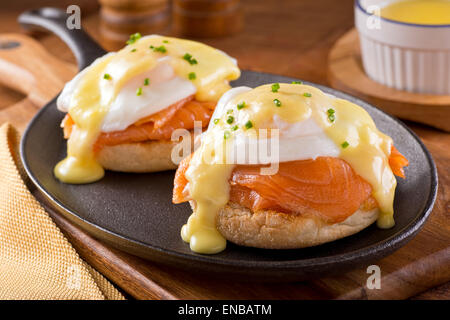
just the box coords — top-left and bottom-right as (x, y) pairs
(55, 33), (240, 184)
(173, 83), (409, 254)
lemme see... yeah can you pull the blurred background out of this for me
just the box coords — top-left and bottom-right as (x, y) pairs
(0, 0), (355, 83)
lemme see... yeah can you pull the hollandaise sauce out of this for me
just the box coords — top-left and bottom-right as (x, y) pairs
(183, 84), (397, 254)
(381, 0), (450, 25)
(54, 34), (240, 184)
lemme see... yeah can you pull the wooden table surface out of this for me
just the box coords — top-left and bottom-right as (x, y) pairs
(0, 0), (448, 299)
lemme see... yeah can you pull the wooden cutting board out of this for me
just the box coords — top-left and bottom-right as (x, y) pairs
(0, 31), (448, 300)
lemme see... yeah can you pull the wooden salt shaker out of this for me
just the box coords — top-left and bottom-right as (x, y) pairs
(99, 0), (170, 50)
(172, 0), (243, 38)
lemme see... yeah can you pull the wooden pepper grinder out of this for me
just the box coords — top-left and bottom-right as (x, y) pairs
(99, 0), (170, 50)
(172, 0), (243, 38)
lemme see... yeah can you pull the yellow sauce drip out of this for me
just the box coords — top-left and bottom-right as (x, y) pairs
(182, 117), (238, 253)
(183, 84), (397, 254)
(381, 0), (450, 25)
(54, 54), (115, 184)
(322, 99), (396, 228)
(54, 35), (240, 184)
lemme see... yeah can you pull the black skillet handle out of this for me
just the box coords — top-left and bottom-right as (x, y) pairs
(18, 7), (107, 71)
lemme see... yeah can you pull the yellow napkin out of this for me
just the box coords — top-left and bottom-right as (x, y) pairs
(0, 123), (125, 300)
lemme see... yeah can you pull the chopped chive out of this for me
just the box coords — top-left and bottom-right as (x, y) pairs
(136, 87), (143, 96)
(327, 108), (335, 122)
(150, 45), (167, 53)
(341, 141), (349, 149)
(224, 131), (231, 139)
(183, 53), (198, 65)
(126, 32), (141, 45)
(226, 116), (234, 124)
(245, 120), (253, 129)
(213, 118), (220, 124)
(303, 92), (312, 97)
(131, 48), (137, 52)
(188, 72), (196, 80)
(103, 73), (111, 80)
(271, 83), (280, 92)
(144, 78), (150, 86)
(163, 40), (169, 43)
(231, 125), (238, 131)
(273, 98), (282, 107)
(227, 109), (233, 114)
(237, 101), (246, 110)
(292, 80), (303, 84)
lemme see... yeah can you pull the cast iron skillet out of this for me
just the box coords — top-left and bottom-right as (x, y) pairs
(19, 8), (438, 281)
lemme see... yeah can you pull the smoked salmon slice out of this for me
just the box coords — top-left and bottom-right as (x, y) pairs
(228, 158), (375, 223)
(389, 145), (409, 178)
(173, 147), (408, 223)
(61, 96), (215, 149)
